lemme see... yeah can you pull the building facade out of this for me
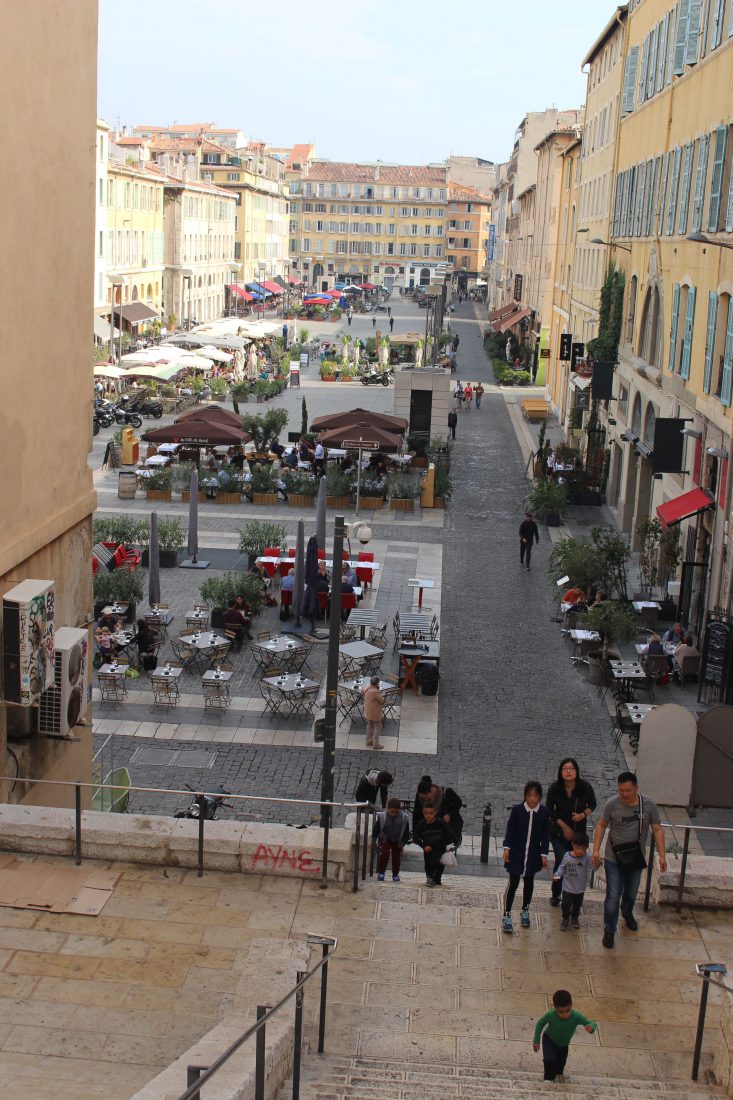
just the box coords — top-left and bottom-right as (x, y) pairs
(446, 184), (492, 292)
(547, 139), (583, 423)
(1, 0), (97, 806)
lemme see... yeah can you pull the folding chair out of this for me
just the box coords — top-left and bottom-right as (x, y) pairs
(203, 679), (231, 710)
(356, 551), (374, 590)
(391, 612), (401, 652)
(429, 615), (440, 641)
(98, 672), (126, 706)
(186, 614), (209, 630)
(340, 619), (357, 643)
(258, 681), (291, 719)
(290, 685), (319, 722)
(150, 674), (180, 708)
(337, 685), (360, 724)
(287, 643), (311, 673)
(257, 630), (271, 641)
(207, 642), (233, 671)
(361, 651), (384, 677)
(368, 621), (388, 648)
(170, 638), (198, 674)
(382, 685), (401, 724)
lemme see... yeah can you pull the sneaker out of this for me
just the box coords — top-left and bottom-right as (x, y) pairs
(502, 913), (514, 934)
(392, 874), (400, 883)
(549, 897), (561, 908)
(571, 918), (580, 930)
(624, 913), (638, 931)
(425, 877), (435, 888)
(377, 873), (385, 882)
(602, 930), (615, 949)
(373, 743), (385, 750)
(560, 918), (569, 931)
(520, 908), (531, 928)
(526, 565), (530, 571)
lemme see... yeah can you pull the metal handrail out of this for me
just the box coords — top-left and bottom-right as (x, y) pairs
(0, 774), (373, 889)
(692, 963), (731, 1082)
(641, 818), (733, 914)
(179, 935), (338, 1100)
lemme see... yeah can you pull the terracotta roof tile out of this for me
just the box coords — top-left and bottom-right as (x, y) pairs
(149, 136), (233, 156)
(302, 161), (448, 186)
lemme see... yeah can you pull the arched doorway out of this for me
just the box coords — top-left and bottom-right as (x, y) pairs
(419, 267), (431, 287)
(313, 263), (326, 292)
(131, 286), (138, 301)
(383, 265), (396, 292)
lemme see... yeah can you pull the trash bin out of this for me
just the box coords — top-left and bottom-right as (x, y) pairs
(118, 471), (137, 500)
(313, 718), (325, 743)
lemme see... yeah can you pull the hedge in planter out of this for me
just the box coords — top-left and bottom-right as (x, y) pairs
(93, 567), (144, 622)
(141, 517), (186, 567)
(144, 468), (173, 501)
(249, 465), (279, 505)
(325, 464), (353, 507)
(284, 470), (317, 507)
(238, 520), (287, 567)
(199, 571), (265, 627)
(93, 517), (149, 547)
(358, 476), (387, 509)
(215, 466), (244, 504)
(388, 472), (417, 511)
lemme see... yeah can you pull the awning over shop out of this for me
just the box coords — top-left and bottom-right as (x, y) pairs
(493, 307), (532, 334)
(274, 276), (288, 289)
(94, 315), (119, 341)
(656, 487), (716, 528)
(246, 282), (272, 298)
(261, 281), (283, 295)
(570, 375), (592, 390)
(112, 302), (159, 325)
(228, 284), (254, 302)
(488, 303), (520, 323)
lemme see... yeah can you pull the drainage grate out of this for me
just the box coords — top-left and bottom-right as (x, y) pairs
(130, 746), (217, 769)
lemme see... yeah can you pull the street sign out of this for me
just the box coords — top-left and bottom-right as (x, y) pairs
(488, 224), (495, 261)
(342, 440), (380, 450)
(559, 333), (572, 361)
(571, 342), (585, 370)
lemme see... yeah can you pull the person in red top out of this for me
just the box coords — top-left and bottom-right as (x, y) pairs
(464, 383), (473, 409)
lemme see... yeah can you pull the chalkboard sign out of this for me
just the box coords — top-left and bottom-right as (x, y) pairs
(700, 619), (732, 691)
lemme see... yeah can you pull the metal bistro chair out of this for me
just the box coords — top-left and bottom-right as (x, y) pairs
(290, 684), (320, 722)
(203, 679), (231, 711)
(336, 684), (362, 724)
(382, 684), (402, 724)
(186, 613), (209, 631)
(98, 671), (127, 706)
(150, 673), (180, 709)
(170, 638), (198, 674)
(286, 642), (312, 674)
(391, 612), (401, 652)
(338, 651), (360, 679)
(259, 680), (292, 720)
(368, 621), (388, 648)
(429, 615), (440, 641)
(207, 642), (233, 671)
(361, 650), (384, 677)
(340, 619), (357, 643)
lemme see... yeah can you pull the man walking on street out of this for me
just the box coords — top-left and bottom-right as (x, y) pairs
(519, 512), (539, 570)
(389, 316), (394, 332)
(361, 675), (385, 749)
(474, 382), (484, 408)
(448, 409), (458, 440)
(593, 772), (666, 949)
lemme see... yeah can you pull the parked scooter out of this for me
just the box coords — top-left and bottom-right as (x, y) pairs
(361, 369), (394, 387)
(93, 399), (116, 427)
(112, 398), (143, 428)
(174, 784), (231, 821)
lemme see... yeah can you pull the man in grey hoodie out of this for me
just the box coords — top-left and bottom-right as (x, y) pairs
(373, 797), (410, 883)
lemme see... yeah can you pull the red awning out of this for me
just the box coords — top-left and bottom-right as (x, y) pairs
(359, 282), (378, 290)
(488, 303), (519, 323)
(261, 281), (283, 294)
(656, 487), (716, 528)
(229, 284), (254, 301)
(494, 307), (532, 334)
(287, 276), (302, 285)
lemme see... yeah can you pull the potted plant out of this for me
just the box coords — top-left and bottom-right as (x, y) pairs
(320, 360), (338, 381)
(93, 567), (144, 623)
(241, 409), (289, 454)
(657, 525), (682, 620)
(284, 470), (317, 508)
(209, 376), (228, 403)
(238, 520), (286, 568)
(144, 467), (173, 502)
(388, 472), (417, 512)
(215, 465), (244, 505)
(407, 432), (430, 469)
(582, 599), (638, 683)
(636, 518), (661, 598)
(525, 478), (567, 527)
(199, 571), (265, 629)
(359, 475), (386, 510)
(547, 535), (602, 598)
(172, 462), (205, 503)
(249, 465), (279, 505)
(325, 464), (353, 508)
(231, 381), (251, 412)
(154, 517), (186, 567)
(427, 437), (451, 473)
(433, 466), (453, 508)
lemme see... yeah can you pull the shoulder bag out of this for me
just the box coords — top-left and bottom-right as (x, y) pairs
(611, 795), (647, 870)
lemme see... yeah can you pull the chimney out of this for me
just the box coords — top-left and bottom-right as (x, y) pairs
(161, 153), (170, 176)
(187, 154), (197, 180)
(373, 164), (380, 181)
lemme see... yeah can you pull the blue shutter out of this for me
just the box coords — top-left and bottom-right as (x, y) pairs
(722, 298), (733, 406)
(691, 133), (710, 231)
(666, 147), (682, 234)
(707, 127), (727, 231)
(680, 286), (696, 380)
(644, 158), (656, 236)
(674, 0), (691, 73)
(726, 152), (733, 232)
(639, 35), (650, 105)
(686, 0), (703, 62)
(657, 152), (670, 236)
(669, 283), (681, 372)
(667, 9), (678, 82)
(622, 47), (640, 113)
(612, 173), (623, 238)
(709, 0), (726, 49)
(704, 291), (718, 393)
(729, 0), (733, 35)
(635, 162), (647, 235)
(657, 16), (669, 90)
(648, 25), (659, 98)
(677, 142), (695, 234)
(628, 167), (638, 236)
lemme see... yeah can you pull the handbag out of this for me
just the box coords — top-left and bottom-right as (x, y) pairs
(440, 847), (458, 868)
(611, 795), (647, 870)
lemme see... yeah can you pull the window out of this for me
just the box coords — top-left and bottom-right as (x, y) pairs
(704, 290), (719, 393)
(679, 285), (697, 379)
(691, 132), (710, 232)
(401, 207), (410, 216)
(336, 241), (346, 254)
(98, 230), (103, 257)
(668, 283), (681, 371)
(626, 275), (638, 344)
(409, 243), (417, 256)
(666, 147), (682, 234)
(423, 244), (431, 257)
(708, 126), (728, 231)
(638, 284), (662, 366)
(227, 172), (240, 181)
(677, 142), (695, 234)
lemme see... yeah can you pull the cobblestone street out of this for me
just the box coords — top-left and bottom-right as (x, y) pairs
(95, 296), (625, 829)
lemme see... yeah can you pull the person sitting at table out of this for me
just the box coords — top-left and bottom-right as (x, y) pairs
(314, 572), (330, 619)
(589, 590), (605, 609)
(135, 619), (158, 668)
(270, 437), (285, 459)
(95, 625), (117, 660)
(97, 606), (122, 633)
(281, 571), (295, 593)
(317, 560), (331, 583)
(672, 634), (699, 680)
(641, 633), (665, 657)
(222, 601), (247, 651)
(285, 448), (299, 469)
(664, 623), (685, 645)
(298, 438), (312, 462)
(562, 584), (585, 607)
(342, 560), (359, 590)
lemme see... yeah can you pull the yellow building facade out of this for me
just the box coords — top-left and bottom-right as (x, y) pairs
(446, 184), (492, 291)
(1, 0), (97, 806)
(604, 0), (733, 631)
(547, 139), (583, 422)
(105, 155), (166, 329)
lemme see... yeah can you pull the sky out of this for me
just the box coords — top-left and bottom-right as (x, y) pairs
(98, 0), (617, 165)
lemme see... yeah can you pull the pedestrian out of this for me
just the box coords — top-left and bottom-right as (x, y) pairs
(347, 312), (352, 327)
(453, 380), (464, 409)
(546, 757), (596, 908)
(502, 780), (550, 933)
(387, 306), (391, 317)
(447, 409), (457, 440)
(360, 675), (385, 750)
(519, 511), (539, 570)
(413, 802), (456, 887)
(389, 316), (394, 332)
(533, 989), (596, 1083)
(373, 797), (410, 883)
(553, 832), (592, 930)
(372, 315), (376, 328)
(412, 775), (464, 847)
(452, 334), (460, 352)
(464, 382), (473, 409)
(592, 771), (666, 949)
(474, 382), (484, 408)
(282, 322), (289, 350)
(354, 768), (393, 808)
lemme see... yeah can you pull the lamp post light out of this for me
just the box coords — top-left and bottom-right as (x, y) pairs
(320, 513), (347, 830)
(686, 231), (733, 252)
(108, 278), (123, 363)
(590, 237), (632, 253)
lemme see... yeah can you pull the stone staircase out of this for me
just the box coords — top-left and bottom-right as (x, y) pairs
(287, 1053), (725, 1098)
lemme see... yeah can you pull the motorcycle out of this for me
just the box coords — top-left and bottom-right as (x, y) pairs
(126, 396), (164, 418)
(94, 399), (116, 427)
(361, 369), (393, 387)
(174, 784), (231, 821)
(92, 416), (100, 436)
(112, 401), (143, 428)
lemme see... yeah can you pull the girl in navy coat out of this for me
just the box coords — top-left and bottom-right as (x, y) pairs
(502, 780), (551, 934)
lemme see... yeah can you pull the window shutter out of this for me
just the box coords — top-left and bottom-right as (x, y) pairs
(707, 126), (728, 232)
(726, 151), (733, 232)
(674, 0), (691, 73)
(680, 285), (696, 380)
(704, 291), (718, 393)
(639, 36), (650, 104)
(629, 166), (638, 236)
(657, 16), (669, 90)
(729, 0), (733, 35)
(621, 170), (632, 236)
(686, 0), (703, 62)
(691, 132), (710, 231)
(622, 46), (640, 113)
(721, 297), (733, 406)
(719, 458), (729, 507)
(648, 25), (659, 98)
(613, 173), (623, 237)
(710, 0), (726, 49)
(677, 142), (695, 234)
(669, 283), (681, 372)
(657, 152), (670, 236)
(635, 162), (647, 235)
(667, 9), (678, 82)
(644, 158), (657, 236)
(666, 147), (682, 234)
(693, 437), (703, 483)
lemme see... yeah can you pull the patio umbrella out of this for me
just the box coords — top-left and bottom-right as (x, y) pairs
(148, 512), (161, 607)
(142, 420), (251, 447)
(315, 476), (327, 550)
(318, 422), (403, 515)
(177, 406), (242, 428)
(197, 345), (233, 362)
(187, 468), (199, 563)
(303, 535), (320, 630)
(293, 519), (305, 627)
(311, 408), (408, 435)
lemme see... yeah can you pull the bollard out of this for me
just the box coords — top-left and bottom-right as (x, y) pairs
(479, 802), (492, 864)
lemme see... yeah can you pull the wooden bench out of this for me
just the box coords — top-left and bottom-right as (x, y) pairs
(521, 399), (550, 422)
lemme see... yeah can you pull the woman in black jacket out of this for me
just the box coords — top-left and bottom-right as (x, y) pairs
(545, 758), (596, 906)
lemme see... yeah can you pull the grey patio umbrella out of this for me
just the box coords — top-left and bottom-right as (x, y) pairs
(148, 512), (161, 607)
(303, 534), (320, 630)
(187, 468), (199, 562)
(293, 519), (305, 626)
(315, 476), (327, 550)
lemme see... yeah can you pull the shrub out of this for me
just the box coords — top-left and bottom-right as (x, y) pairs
(388, 473), (417, 499)
(144, 468), (172, 490)
(93, 567), (144, 606)
(434, 466), (453, 500)
(283, 470), (318, 496)
(199, 571), (264, 615)
(525, 477), (567, 518)
(238, 520), (286, 559)
(93, 517), (149, 546)
(325, 465), (353, 496)
(157, 517), (186, 553)
(249, 465), (278, 493)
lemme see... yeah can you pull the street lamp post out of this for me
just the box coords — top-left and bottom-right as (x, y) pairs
(590, 237), (632, 254)
(320, 514), (346, 830)
(259, 264), (267, 320)
(686, 232), (733, 252)
(108, 278), (123, 362)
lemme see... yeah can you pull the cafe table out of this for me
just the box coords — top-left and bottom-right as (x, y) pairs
(339, 640), (384, 677)
(257, 555), (379, 573)
(407, 578), (435, 611)
(610, 661), (650, 701)
(184, 631), (227, 651)
(338, 676), (392, 723)
(346, 608), (379, 641)
(399, 613), (431, 640)
(623, 702), (658, 726)
(632, 601), (662, 612)
(263, 673), (320, 718)
(398, 640), (440, 695)
(252, 636), (309, 673)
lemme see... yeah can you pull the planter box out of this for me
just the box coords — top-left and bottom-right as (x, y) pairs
(433, 497), (446, 509)
(211, 394), (226, 403)
(390, 498), (415, 512)
(543, 512), (562, 526)
(216, 491), (242, 505)
(321, 375), (336, 382)
(411, 456), (428, 469)
(210, 608), (225, 629)
(288, 494), (315, 508)
(146, 489), (172, 502)
(252, 492), (278, 505)
(359, 496), (384, 510)
(181, 490), (206, 503)
(141, 549), (178, 568)
(327, 495), (351, 509)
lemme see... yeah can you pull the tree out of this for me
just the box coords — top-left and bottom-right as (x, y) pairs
(241, 409), (289, 452)
(586, 263), (625, 363)
(301, 396), (308, 436)
(582, 600), (637, 659)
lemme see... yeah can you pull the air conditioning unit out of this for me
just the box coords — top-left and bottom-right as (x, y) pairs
(3, 579), (55, 706)
(38, 627), (89, 738)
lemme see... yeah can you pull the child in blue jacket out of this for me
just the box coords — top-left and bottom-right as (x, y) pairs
(502, 780), (551, 933)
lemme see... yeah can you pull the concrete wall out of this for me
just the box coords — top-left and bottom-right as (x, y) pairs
(394, 369), (452, 440)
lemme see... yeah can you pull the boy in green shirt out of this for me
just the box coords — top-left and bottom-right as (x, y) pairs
(533, 989), (596, 1082)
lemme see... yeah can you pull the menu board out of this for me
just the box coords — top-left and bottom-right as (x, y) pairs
(700, 619), (732, 694)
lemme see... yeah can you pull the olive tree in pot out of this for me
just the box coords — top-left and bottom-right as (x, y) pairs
(525, 478), (567, 527)
(237, 520), (286, 569)
(657, 525), (682, 620)
(325, 463), (353, 508)
(198, 571), (265, 629)
(582, 599), (638, 684)
(93, 567), (144, 623)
